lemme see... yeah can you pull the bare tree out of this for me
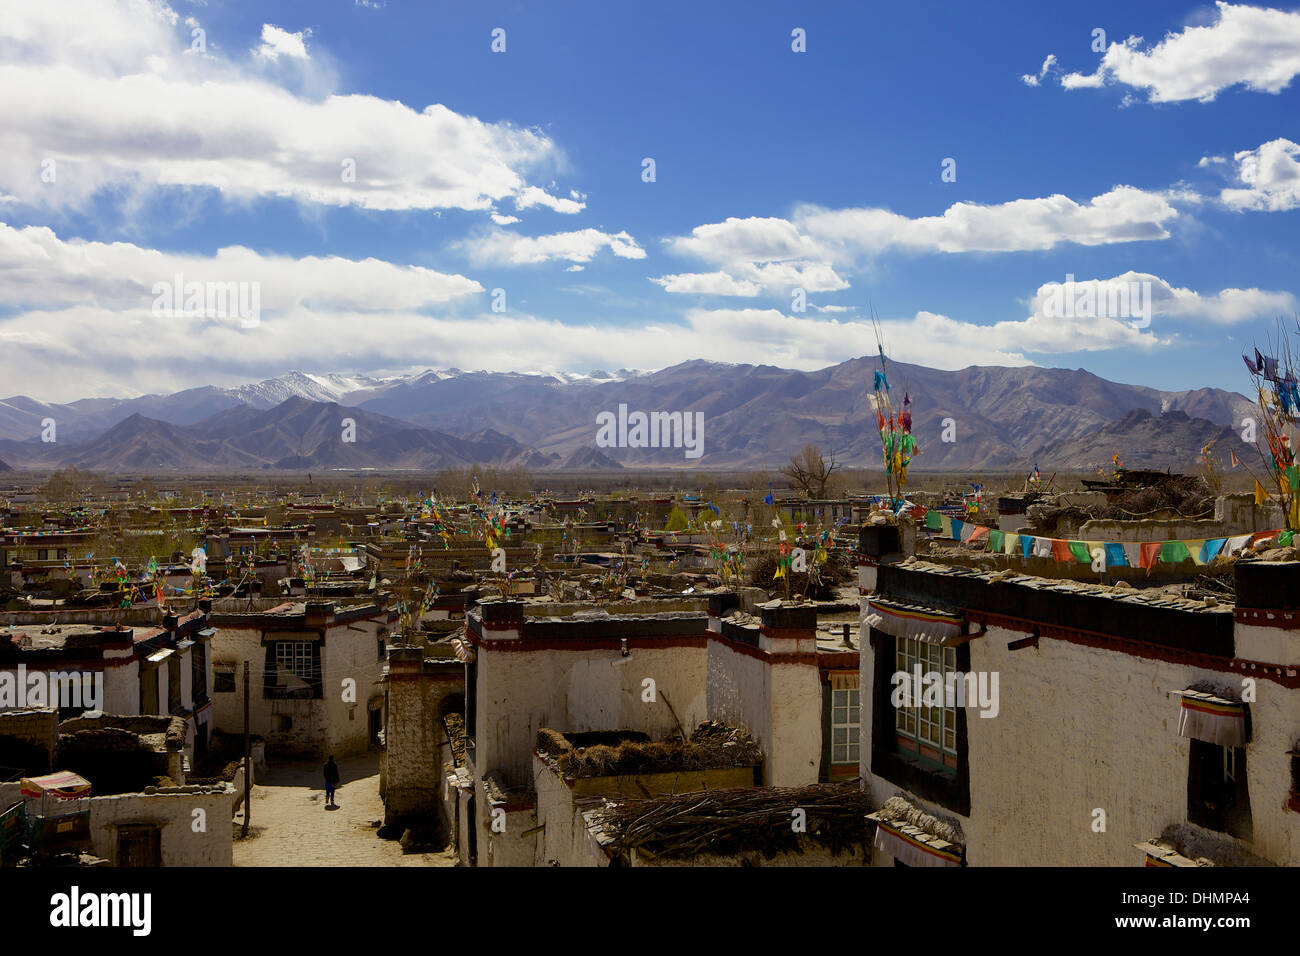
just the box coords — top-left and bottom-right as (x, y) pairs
(781, 444), (838, 498)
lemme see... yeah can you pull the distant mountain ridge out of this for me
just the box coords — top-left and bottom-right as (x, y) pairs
(0, 397), (548, 472)
(0, 360), (1259, 472)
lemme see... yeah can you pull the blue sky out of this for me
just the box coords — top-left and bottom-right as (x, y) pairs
(1, 0), (1299, 401)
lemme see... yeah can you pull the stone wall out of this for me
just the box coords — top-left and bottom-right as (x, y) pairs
(383, 649), (461, 826)
(0, 708), (56, 774)
(40, 788), (236, 866)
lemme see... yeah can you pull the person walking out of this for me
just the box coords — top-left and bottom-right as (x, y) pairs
(323, 755), (341, 808)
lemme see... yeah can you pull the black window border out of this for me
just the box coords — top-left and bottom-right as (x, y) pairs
(869, 630), (971, 817)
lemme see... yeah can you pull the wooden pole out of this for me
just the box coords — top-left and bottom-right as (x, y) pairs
(241, 659), (250, 837)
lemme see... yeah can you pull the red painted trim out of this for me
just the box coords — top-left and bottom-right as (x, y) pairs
(759, 626), (816, 642)
(709, 631), (818, 666)
(473, 634), (707, 653)
(818, 652), (859, 670)
(1235, 607), (1300, 630)
(967, 610), (1300, 688)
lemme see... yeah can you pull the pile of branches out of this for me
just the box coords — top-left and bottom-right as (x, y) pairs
(593, 782), (873, 861)
(1103, 475), (1216, 519)
(537, 722), (763, 779)
(747, 550), (850, 600)
(1031, 475), (1216, 536)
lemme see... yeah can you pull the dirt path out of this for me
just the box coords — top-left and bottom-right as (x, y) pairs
(232, 752), (455, 867)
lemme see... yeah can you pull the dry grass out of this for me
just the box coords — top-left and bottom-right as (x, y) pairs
(537, 722), (763, 778)
(593, 782), (873, 861)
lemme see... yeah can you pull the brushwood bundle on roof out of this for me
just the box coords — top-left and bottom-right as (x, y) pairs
(592, 782), (874, 861)
(1029, 474), (1214, 537)
(536, 721), (763, 778)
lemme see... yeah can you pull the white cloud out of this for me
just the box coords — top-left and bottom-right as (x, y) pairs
(794, 186), (1178, 254)
(490, 213), (521, 225)
(0, 0), (574, 214)
(659, 216), (849, 295)
(7, 257), (1280, 401)
(514, 186), (585, 214)
(1026, 271), (1295, 334)
(1021, 54), (1057, 87)
(661, 187), (1179, 298)
(1219, 138), (1300, 211)
(458, 228), (646, 265)
(255, 24), (311, 61)
(1056, 2), (1300, 103)
(0, 221), (482, 315)
(680, 308), (1067, 370)
(651, 272), (761, 296)
(1, 305), (1039, 401)
(669, 216), (827, 265)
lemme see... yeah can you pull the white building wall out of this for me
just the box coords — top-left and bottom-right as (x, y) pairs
(154, 666), (169, 718)
(705, 640), (821, 786)
(320, 619), (384, 757)
(24, 790), (234, 866)
(179, 647), (194, 711)
(86, 790), (235, 866)
(767, 661), (822, 787)
(861, 619), (1299, 866)
(211, 619), (384, 757)
(210, 626), (260, 736)
(104, 650), (139, 715)
(533, 755), (610, 867)
(474, 644), (707, 788)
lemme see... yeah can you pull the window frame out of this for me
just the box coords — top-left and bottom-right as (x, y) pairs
(869, 630), (971, 817)
(830, 684), (861, 766)
(213, 663), (236, 693)
(893, 637), (959, 772)
(262, 633), (324, 700)
(1187, 738), (1252, 840)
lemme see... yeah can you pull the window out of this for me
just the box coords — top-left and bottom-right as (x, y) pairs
(275, 641), (312, 679)
(264, 639), (322, 699)
(868, 631), (969, 816)
(894, 638), (958, 771)
(377, 637), (386, 661)
(214, 663), (236, 693)
(1188, 740), (1251, 839)
(831, 685), (860, 765)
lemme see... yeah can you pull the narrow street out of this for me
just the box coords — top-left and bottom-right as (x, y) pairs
(232, 752), (456, 867)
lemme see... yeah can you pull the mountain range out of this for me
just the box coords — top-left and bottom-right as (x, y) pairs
(0, 360), (1260, 473)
